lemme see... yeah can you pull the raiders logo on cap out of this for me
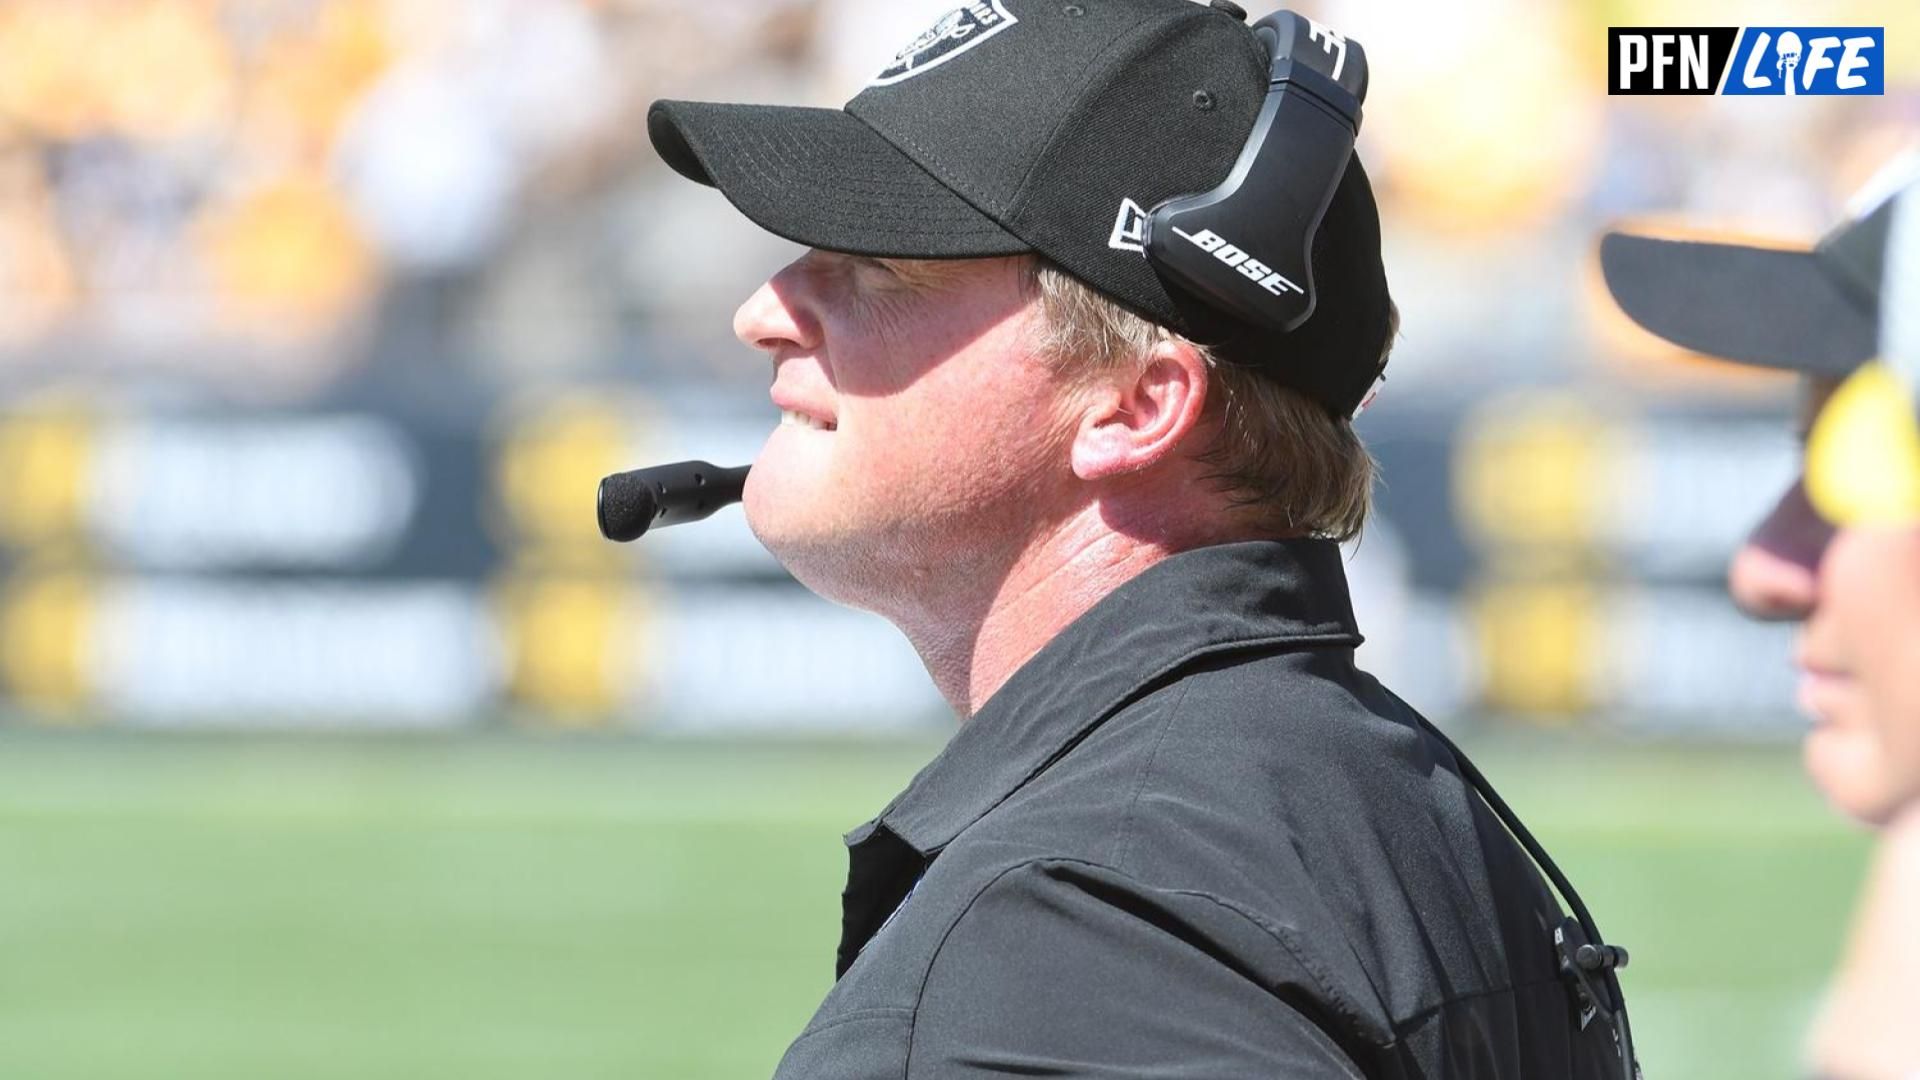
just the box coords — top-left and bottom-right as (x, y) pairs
(871, 1), (1019, 87)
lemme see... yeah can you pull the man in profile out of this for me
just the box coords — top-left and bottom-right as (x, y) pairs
(649, 2), (1626, 1075)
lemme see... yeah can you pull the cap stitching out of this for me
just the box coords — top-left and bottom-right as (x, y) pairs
(872, 122), (1012, 219)
(731, 122), (1001, 215)
(757, 124), (1012, 207)
(687, 108), (1027, 212)
(718, 123), (1033, 242)
(726, 132), (1017, 234)
(1005, 6), (1219, 212)
(864, 11), (1192, 220)
(843, 9), (1191, 222)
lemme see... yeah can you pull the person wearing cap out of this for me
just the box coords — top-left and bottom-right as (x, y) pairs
(650, 2), (1624, 1077)
(1602, 165), (1920, 1079)
(1795, 179), (1920, 1080)
(1603, 169), (1920, 828)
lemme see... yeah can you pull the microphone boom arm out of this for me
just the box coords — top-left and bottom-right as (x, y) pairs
(598, 461), (751, 542)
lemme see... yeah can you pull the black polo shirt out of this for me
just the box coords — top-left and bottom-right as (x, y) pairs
(770, 539), (1618, 1079)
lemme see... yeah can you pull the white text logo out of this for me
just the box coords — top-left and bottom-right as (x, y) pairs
(1172, 227), (1305, 298)
(1308, 19), (1349, 80)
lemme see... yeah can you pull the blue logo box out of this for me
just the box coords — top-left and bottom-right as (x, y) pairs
(1721, 27), (1883, 95)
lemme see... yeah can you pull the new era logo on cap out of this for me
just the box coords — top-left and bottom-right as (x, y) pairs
(1109, 198), (1149, 254)
(871, 2), (1020, 87)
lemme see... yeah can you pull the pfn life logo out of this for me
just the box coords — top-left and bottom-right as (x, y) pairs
(1609, 27), (1883, 95)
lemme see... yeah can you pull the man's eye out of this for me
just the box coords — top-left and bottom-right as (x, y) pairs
(851, 257), (911, 288)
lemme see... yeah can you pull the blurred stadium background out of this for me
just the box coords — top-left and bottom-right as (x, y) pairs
(0, 0), (1912, 1076)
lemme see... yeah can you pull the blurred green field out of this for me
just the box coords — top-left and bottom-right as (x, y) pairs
(0, 730), (1872, 1080)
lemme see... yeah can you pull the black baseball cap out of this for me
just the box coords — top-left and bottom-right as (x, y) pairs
(1599, 170), (1916, 377)
(647, 0), (1391, 416)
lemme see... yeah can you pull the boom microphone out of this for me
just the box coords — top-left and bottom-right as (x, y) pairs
(598, 461), (750, 542)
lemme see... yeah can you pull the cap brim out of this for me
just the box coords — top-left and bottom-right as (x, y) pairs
(1599, 232), (1875, 377)
(648, 101), (1030, 259)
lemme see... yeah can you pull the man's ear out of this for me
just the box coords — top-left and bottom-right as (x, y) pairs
(1069, 338), (1210, 482)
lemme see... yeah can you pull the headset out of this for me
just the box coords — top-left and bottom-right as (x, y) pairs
(1155, 33), (1649, 1051)
(599, 12), (1639, 1078)
(1145, 9), (1368, 334)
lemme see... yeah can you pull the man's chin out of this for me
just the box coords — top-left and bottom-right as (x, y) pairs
(1803, 725), (1898, 826)
(743, 447), (835, 540)
(743, 490), (872, 601)
(744, 498), (835, 562)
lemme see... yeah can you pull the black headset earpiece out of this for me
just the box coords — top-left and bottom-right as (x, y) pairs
(1145, 10), (1368, 333)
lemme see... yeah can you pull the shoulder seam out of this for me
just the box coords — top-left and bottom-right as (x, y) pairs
(1108, 678), (1194, 871)
(904, 854), (1387, 1076)
(793, 1006), (916, 1042)
(1151, 881), (1388, 1047)
(904, 857), (1049, 1079)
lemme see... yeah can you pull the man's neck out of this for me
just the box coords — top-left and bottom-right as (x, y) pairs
(888, 502), (1226, 719)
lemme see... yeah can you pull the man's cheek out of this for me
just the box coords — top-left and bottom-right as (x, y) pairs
(1874, 645), (1920, 807)
(836, 412), (956, 511)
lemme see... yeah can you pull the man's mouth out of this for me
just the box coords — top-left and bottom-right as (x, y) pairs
(779, 408), (836, 432)
(1795, 664), (1854, 723)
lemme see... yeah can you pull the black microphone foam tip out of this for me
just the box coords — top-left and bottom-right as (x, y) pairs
(598, 472), (659, 543)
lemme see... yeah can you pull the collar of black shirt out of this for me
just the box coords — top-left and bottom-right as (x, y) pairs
(846, 537), (1365, 860)
(831, 538), (1365, 977)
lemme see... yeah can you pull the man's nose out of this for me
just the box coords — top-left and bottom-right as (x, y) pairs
(733, 275), (822, 356)
(1728, 479), (1831, 621)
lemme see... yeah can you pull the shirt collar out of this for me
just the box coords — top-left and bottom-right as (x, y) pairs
(850, 538), (1363, 858)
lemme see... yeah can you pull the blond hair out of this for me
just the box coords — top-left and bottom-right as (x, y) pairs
(1026, 259), (1390, 541)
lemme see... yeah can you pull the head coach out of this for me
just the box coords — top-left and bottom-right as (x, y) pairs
(639, 2), (1631, 1076)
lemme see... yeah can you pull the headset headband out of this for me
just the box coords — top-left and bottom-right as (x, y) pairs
(1145, 11), (1368, 333)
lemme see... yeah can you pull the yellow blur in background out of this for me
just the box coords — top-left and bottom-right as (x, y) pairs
(0, 1), (1912, 1078)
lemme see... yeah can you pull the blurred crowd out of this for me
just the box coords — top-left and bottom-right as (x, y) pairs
(0, 0), (1916, 735)
(0, 0), (772, 388)
(0, 0), (1910, 400)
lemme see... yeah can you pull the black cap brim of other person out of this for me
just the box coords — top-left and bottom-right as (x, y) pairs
(1599, 193), (1896, 378)
(1599, 235), (1874, 376)
(649, 101), (1031, 259)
